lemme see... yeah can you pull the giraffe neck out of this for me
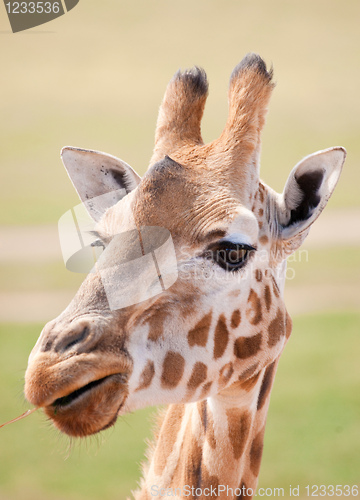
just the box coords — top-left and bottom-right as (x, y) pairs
(135, 357), (280, 500)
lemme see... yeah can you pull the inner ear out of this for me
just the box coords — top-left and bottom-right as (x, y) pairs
(61, 147), (141, 221)
(279, 147), (346, 240)
(287, 169), (324, 225)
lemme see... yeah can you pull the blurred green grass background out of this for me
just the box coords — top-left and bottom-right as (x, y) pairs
(0, 0), (359, 498)
(0, 314), (358, 500)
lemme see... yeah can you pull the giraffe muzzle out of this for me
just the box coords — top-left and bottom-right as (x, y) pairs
(25, 337), (133, 436)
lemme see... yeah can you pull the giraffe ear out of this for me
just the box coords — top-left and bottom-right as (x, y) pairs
(277, 147), (346, 240)
(61, 147), (141, 221)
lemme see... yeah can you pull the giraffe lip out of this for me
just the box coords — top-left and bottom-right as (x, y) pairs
(44, 373), (129, 437)
(51, 374), (119, 408)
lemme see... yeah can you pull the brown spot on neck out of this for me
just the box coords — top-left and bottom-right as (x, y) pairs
(259, 189), (265, 203)
(234, 333), (262, 359)
(238, 362), (260, 381)
(200, 380), (213, 398)
(146, 309), (168, 342)
(264, 284), (272, 312)
(267, 308), (285, 347)
(231, 309), (242, 329)
(240, 370), (262, 392)
(154, 404), (185, 476)
(198, 400), (207, 429)
(135, 360), (155, 391)
(213, 314), (229, 359)
(246, 289), (262, 325)
(250, 426), (265, 476)
(187, 362), (207, 391)
(219, 361), (234, 387)
(271, 275), (280, 298)
(161, 351), (185, 388)
(222, 368), (261, 395)
(257, 360), (276, 410)
(188, 311), (212, 347)
(226, 408), (252, 460)
(206, 414), (217, 450)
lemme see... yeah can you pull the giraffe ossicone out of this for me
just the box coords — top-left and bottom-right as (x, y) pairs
(24, 53), (346, 499)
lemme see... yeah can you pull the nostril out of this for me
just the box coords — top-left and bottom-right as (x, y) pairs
(57, 325), (90, 353)
(31, 320), (57, 354)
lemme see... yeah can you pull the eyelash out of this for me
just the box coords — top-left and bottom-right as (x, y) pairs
(89, 230), (109, 251)
(91, 239), (106, 251)
(205, 241), (256, 272)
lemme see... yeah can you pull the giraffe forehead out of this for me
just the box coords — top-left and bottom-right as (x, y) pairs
(133, 161), (250, 241)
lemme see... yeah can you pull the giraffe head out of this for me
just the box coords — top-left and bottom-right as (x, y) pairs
(24, 54), (345, 437)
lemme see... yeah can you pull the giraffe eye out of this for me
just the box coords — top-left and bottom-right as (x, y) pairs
(207, 241), (255, 271)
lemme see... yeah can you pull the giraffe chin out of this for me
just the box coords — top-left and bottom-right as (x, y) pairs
(44, 374), (128, 437)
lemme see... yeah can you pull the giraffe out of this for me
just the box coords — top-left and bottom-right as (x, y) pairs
(24, 54), (346, 499)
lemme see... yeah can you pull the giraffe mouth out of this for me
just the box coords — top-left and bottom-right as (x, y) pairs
(43, 373), (129, 437)
(25, 349), (133, 437)
(50, 374), (121, 409)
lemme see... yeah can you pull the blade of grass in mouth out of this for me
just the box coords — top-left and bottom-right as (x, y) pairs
(0, 408), (38, 429)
